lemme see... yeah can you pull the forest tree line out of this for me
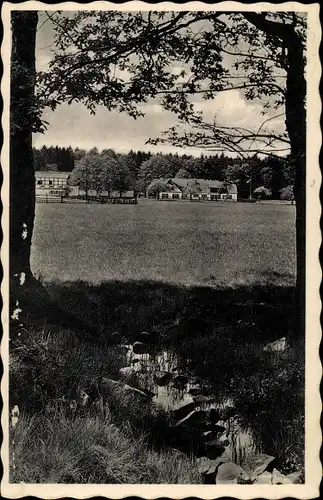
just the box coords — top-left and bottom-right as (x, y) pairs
(34, 145), (295, 200)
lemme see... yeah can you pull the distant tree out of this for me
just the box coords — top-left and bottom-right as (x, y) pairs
(146, 179), (170, 197)
(73, 153), (105, 199)
(88, 147), (99, 156)
(100, 150), (118, 195)
(183, 180), (202, 200)
(100, 149), (133, 196)
(138, 155), (176, 191)
(260, 156), (285, 199)
(176, 167), (191, 178)
(33, 147), (45, 171)
(33, 145), (75, 171)
(254, 186), (272, 200)
(74, 147), (87, 162)
(280, 184), (295, 203)
(113, 163), (133, 196)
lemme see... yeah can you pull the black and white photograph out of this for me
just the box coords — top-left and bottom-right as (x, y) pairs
(1, 2), (321, 497)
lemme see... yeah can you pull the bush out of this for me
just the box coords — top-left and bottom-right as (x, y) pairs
(280, 185), (295, 201)
(253, 186), (272, 199)
(232, 347), (305, 474)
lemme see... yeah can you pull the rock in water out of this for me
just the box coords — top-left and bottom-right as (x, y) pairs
(272, 468), (294, 484)
(253, 471), (273, 484)
(172, 374), (189, 384)
(286, 471), (303, 484)
(188, 384), (203, 395)
(122, 384), (150, 400)
(263, 337), (288, 352)
(99, 377), (149, 401)
(197, 456), (230, 484)
(154, 371), (173, 386)
(132, 341), (152, 355)
(173, 410), (207, 428)
(172, 398), (195, 421)
(119, 366), (136, 379)
(202, 430), (219, 442)
(216, 462), (249, 484)
(193, 395), (215, 405)
(197, 456), (213, 475)
(242, 453), (276, 480)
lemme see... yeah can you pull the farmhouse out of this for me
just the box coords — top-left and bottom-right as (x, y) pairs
(35, 171), (70, 197)
(148, 178), (238, 201)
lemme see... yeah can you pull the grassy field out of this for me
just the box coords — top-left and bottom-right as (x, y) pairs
(31, 200), (296, 287)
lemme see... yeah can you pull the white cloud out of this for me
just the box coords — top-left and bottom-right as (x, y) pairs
(193, 90), (285, 134)
(33, 16), (285, 156)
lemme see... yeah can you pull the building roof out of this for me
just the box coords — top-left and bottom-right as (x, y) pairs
(35, 171), (70, 179)
(171, 178), (238, 195)
(147, 177), (238, 195)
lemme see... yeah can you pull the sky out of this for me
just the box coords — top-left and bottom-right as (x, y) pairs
(33, 11), (286, 156)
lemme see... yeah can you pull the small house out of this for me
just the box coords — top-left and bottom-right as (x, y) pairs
(147, 178), (238, 201)
(35, 171), (70, 197)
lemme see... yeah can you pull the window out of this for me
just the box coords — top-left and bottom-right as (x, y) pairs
(37, 180), (43, 185)
(162, 193), (168, 199)
(173, 193), (180, 199)
(48, 180), (53, 186)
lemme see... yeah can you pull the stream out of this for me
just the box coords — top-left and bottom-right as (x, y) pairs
(123, 344), (260, 464)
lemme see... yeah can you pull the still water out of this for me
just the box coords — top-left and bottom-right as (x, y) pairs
(124, 344), (259, 463)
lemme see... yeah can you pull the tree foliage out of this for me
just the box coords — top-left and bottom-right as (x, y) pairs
(280, 184), (295, 201)
(72, 149), (134, 196)
(37, 11), (305, 160)
(33, 145), (74, 171)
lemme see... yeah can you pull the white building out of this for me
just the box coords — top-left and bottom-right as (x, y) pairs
(35, 171), (70, 197)
(148, 178), (238, 201)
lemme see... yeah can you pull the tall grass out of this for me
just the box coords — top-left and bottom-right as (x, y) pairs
(10, 325), (124, 413)
(10, 325), (201, 483)
(10, 411), (201, 484)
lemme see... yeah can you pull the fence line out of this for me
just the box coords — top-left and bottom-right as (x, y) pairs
(36, 195), (138, 205)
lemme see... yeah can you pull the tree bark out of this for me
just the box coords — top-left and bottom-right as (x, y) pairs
(10, 11), (39, 312)
(243, 13), (306, 342)
(285, 33), (306, 342)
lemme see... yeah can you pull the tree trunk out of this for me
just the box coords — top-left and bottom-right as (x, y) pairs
(10, 11), (42, 317)
(242, 13), (306, 343)
(285, 33), (306, 343)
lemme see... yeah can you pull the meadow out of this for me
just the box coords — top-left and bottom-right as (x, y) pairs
(31, 200), (296, 287)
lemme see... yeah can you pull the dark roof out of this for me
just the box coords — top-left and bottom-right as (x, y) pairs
(147, 177), (237, 194)
(35, 171), (70, 179)
(171, 178), (238, 195)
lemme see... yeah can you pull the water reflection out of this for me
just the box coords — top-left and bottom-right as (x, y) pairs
(124, 345), (260, 462)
